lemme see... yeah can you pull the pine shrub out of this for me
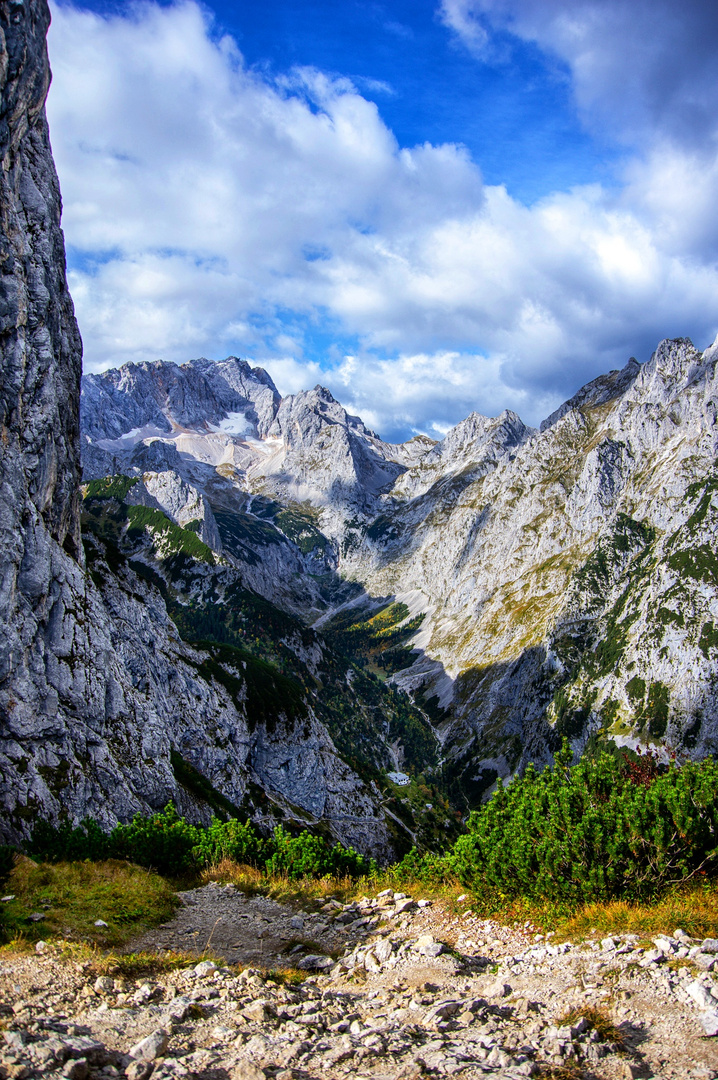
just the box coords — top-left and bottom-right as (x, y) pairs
(446, 743), (718, 902)
(26, 805), (371, 880)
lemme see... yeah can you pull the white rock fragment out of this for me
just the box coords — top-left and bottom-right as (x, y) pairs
(128, 1028), (169, 1061)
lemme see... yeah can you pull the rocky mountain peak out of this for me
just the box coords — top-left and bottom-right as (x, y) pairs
(539, 355), (642, 432)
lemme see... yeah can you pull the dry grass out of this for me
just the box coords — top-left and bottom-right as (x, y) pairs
(199, 859), (358, 906)
(554, 1005), (625, 1048)
(535, 1064), (584, 1079)
(199, 858), (465, 909)
(264, 966), (310, 986)
(0, 858), (177, 947)
(552, 884), (718, 942)
(88, 948), (223, 978)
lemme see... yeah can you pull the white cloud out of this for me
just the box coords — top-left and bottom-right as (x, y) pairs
(48, 0), (718, 440)
(440, 0), (718, 266)
(440, 0), (718, 151)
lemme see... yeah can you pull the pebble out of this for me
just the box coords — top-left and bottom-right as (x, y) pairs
(1, 885), (717, 1080)
(128, 1028), (170, 1061)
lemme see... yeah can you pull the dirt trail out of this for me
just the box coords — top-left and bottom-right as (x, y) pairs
(2, 882), (718, 1080)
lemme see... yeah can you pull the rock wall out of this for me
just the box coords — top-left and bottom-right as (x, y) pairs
(0, 2), (394, 858)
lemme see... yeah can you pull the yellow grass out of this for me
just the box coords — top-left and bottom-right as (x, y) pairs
(553, 884), (718, 942)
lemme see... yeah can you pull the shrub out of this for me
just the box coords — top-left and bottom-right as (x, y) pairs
(28, 817), (112, 862)
(193, 817), (267, 867)
(446, 743), (718, 904)
(26, 805), (371, 880)
(391, 846), (454, 887)
(0, 844), (17, 884)
(110, 804), (201, 876)
(264, 826), (374, 880)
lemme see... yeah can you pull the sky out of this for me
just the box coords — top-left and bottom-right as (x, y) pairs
(47, 0), (718, 441)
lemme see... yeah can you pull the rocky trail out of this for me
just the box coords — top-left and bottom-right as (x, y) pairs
(2, 885), (718, 1080)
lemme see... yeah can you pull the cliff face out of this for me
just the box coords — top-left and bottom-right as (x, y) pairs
(0, 1), (82, 556)
(0, 0), (87, 787)
(0, 3), (399, 859)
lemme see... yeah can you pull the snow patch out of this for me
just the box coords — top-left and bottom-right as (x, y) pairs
(96, 423), (169, 450)
(209, 411), (253, 437)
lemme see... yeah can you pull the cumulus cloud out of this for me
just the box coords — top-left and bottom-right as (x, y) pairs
(440, 0), (718, 151)
(47, 0), (718, 439)
(440, 0), (718, 266)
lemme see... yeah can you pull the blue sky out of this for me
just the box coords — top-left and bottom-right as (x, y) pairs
(47, 0), (718, 439)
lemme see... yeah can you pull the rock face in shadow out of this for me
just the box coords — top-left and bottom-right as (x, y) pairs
(0, 0), (82, 568)
(0, 2), (395, 858)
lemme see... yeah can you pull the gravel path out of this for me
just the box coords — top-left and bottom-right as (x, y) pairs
(2, 883), (718, 1080)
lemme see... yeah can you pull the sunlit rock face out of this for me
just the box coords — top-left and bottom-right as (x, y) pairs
(82, 332), (718, 804)
(0, 2), (397, 859)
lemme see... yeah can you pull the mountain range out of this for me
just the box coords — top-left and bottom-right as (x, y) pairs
(2, 0), (718, 860)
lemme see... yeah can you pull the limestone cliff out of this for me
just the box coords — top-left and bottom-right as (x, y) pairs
(0, 2), (399, 857)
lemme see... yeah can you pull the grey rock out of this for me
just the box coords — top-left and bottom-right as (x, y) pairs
(62, 1059), (89, 1080)
(193, 960), (217, 978)
(128, 1028), (169, 1062)
(686, 980), (715, 1009)
(297, 954), (334, 971)
(698, 1009), (718, 1037)
(231, 1064), (266, 1080)
(125, 1061), (155, 1080)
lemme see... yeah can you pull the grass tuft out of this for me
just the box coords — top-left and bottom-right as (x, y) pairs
(536, 1064), (585, 1079)
(554, 1005), (625, 1048)
(88, 949), (221, 978)
(553, 885), (718, 941)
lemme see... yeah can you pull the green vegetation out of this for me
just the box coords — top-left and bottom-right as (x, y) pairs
(395, 743), (718, 907)
(125, 505), (216, 563)
(0, 858), (176, 946)
(83, 474), (139, 501)
(328, 601), (425, 671)
(625, 676), (646, 703)
(699, 620), (718, 657)
(82, 489), (216, 565)
(274, 506), (329, 555)
(25, 803), (374, 883)
(190, 640), (308, 731)
(549, 685), (593, 740)
(667, 544), (718, 586)
(635, 680), (670, 738)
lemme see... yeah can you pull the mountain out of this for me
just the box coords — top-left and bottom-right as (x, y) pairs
(80, 335), (718, 810)
(0, 4), (435, 859)
(3, 1), (718, 854)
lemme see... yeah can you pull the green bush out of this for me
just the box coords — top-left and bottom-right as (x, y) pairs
(391, 846), (453, 887)
(26, 804), (371, 880)
(110, 804), (201, 876)
(446, 743), (718, 903)
(0, 845), (17, 885)
(264, 825), (373, 880)
(193, 816), (267, 866)
(28, 817), (112, 863)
